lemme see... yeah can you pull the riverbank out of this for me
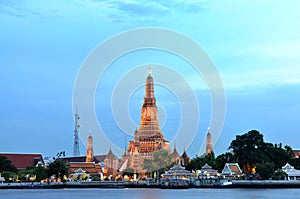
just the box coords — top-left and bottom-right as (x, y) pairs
(232, 180), (300, 188)
(1, 180), (300, 189)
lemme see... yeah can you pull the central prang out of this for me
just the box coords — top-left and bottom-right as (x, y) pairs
(120, 69), (171, 174)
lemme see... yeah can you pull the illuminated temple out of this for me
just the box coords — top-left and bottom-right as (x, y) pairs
(120, 69), (171, 173)
(65, 69), (193, 179)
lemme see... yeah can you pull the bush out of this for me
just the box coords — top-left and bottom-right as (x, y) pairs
(2, 171), (17, 182)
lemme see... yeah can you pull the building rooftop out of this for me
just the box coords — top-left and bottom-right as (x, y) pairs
(0, 153), (44, 170)
(62, 155), (106, 163)
(68, 162), (102, 176)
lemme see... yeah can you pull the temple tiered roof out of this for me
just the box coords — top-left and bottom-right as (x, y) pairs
(162, 164), (194, 178)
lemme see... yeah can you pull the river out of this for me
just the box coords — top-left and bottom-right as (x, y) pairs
(1, 188), (300, 199)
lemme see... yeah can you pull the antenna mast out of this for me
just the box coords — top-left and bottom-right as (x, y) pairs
(73, 112), (80, 156)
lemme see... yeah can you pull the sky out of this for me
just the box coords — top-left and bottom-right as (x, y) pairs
(0, 0), (300, 159)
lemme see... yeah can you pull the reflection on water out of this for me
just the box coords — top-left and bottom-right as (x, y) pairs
(1, 188), (300, 199)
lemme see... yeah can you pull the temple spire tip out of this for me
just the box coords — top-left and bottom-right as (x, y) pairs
(148, 68), (151, 75)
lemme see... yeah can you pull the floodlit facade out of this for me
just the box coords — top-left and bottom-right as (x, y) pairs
(120, 69), (171, 174)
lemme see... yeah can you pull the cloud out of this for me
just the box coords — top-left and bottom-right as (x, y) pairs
(87, 0), (208, 24)
(159, 0), (207, 13)
(105, 0), (207, 14)
(0, 0), (64, 19)
(0, 0), (208, 26)
(114, 1), (169, 16)
(0, 0), (41, 18)
(0, 0), (27, 17)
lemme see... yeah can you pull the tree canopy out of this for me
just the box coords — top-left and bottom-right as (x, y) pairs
(186, 152), (216, 171)
(0, 156), (17, 173)
(228, 130), (294, 176)
(186, 130), (297, 180)
(143, 150), (172, 173)
(47, 159), (68, 180)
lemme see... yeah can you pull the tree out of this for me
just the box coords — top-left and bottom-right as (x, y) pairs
(143, 150), (172, 178)
(256, 162), (275, 180)
(18, 166), (48, 182)
(122, 168), (134, 178)
(32, 166), (48, 182)
(56, 151), (66, 158)
(2, 171), (17, 182)
(143, 159), (153, 173)
(47, 159), (68, 181)
(0, 156), (17, 173)
(186, 153), (217, 172)
(289, 158), (300, 170)
(226, 130), (294, 177)
(215, 152), (234, 172)
(263, 143), (293, 169)
(153, 150), (172, 172)
(272, 169), (287, 180)
(228, 130), (265, 173)
(186, 130), (294, 179)
(284, 145), (294, 158)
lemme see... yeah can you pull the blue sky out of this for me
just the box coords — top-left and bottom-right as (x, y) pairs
(0, 0), (300, 158)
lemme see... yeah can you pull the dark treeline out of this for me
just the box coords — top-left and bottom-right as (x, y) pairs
(186, 130), (300, 180)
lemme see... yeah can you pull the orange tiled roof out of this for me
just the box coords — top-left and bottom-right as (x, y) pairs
(68, 162), (102, 176)
(229, 165), (241, 173)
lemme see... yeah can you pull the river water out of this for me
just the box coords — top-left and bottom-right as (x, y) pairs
(1, 188), (300, 199)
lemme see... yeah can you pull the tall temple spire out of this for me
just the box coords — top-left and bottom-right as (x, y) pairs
(206, 127), (213, 155)
(122, 69), (171, 174)
(86, 130), (94, 162)
(73, 112), (80, 157)
(138, 69), (165, 143)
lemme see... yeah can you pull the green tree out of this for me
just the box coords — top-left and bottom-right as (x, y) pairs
(143, 150), (172, 178)
(289, 158), (300, 170)
(56, 151), (66, 158)
(225, 130), (294, 178)
(143, 159), (153, 172)
(215, 152), (235, 172)
(18, 166), (48, 182)
(263, 143), (293, 169)
(186, 130), (294, 179)
(228, 130), (265, 173)
(0, 156), (17, 173)
(256, 162), (275, 180)
(47, 159), (68, 181)
(2, 171), (17, 182)
(284, 145), (294, 158)
(122, 168), (134, 178)
(186, 153), (217, 172)
(153, 150), (172, 171)
(32, 166), (48, 182)
(18, 168), (33, 182)
(272, 169), (287, 180)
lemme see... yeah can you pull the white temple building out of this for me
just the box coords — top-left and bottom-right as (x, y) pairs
(282, 163), (300, 180)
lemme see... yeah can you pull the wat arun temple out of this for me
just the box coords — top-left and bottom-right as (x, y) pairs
(65, 69), (214, 179)
(119, 69), (172, 174)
